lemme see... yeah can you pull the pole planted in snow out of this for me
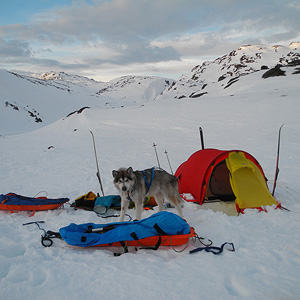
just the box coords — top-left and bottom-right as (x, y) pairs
(153, 142), (161, 169)
(90, 131), (105, 197)
(272, 124), (284, 196)
(165, 150), (173, 175)
(199, 127), (205, 150)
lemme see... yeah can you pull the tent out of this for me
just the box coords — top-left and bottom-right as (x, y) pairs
(175, 149), (280, 214)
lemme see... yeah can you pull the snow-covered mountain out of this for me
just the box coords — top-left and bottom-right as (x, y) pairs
(1, 42), (299, 135)
(37, 71), (99, 85)
(96, 75), (174, 106)
(161, 42), (300, 99)
(0, 70), (103, 134)
(0, 70), (174, 134)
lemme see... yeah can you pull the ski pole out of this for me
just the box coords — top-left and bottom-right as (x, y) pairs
(90, 131), (105, 197)
(164, 150), (173, 175)
(153, 142), (161, 169)
(272, 124), (284, 196)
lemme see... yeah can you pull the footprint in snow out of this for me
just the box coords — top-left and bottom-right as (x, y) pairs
(0, 244), (26, 258)
(224, 275), (251, 297)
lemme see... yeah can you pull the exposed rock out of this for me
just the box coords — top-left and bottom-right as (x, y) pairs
(224, 77), (239, 89)
(292, 68), (300, 74)
(287, 59), (300, 66)
(262, 65), (286, 79)
(189, 91), (208, 98)
(66, 106), (90, 117)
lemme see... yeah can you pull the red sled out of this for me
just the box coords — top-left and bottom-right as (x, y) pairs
(0, 193), (69, 213)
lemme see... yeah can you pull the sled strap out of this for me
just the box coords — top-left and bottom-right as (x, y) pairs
(142, 168), (155, 193)
(41, 231), (62, 247)
(189, 242), (235, 255)
(130, 223), (166, 250)
(131, 232), (162, 251)
(23, 221), (62, 247)
(114, 241), (129, 256)
(153, 223), (167, 235)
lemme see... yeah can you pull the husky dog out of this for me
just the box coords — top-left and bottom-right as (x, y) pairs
(112, 167), (184, 222)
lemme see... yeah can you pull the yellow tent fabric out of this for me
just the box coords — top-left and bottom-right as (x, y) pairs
(225, 151), (278, 210)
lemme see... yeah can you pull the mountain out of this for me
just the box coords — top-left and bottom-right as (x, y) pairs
(0, 70), (174, 134)
(160, 42), (300, 99)
(0, 70), (103, 135)
(36, 70), (100, 85)
(1, 42), (299, 135)
(96, 75), (174, 107)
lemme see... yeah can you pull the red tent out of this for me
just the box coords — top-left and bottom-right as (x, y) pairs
(175, 149), (279, 213)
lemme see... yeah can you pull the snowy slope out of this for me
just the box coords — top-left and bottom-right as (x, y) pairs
(96, 75), (174, 107)
(0, 70), (104, 134)
(162, 42), (300, 100)
(0, 43), (300, 300)
(0, 70), (174, 134)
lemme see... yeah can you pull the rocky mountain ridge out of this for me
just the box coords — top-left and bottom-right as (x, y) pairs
(162, 42), (300, 99)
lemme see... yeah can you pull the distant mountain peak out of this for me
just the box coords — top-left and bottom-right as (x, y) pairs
(36, 71), (100, 85)
(38, 71), (66, 80)
(288, 41), (300, 49)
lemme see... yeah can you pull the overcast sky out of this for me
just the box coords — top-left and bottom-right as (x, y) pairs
(1, 0), (299, 81)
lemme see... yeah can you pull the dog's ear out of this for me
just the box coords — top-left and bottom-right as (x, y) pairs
(112, 170), (118, 178)
(127, 167), (133, 174)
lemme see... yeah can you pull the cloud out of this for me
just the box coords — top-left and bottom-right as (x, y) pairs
(0, 38), (89, 71)
(0, 0), (299, 80)
(0, 38), (32, 60)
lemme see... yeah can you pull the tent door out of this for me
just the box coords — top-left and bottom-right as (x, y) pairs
(206, 160), (236, 201)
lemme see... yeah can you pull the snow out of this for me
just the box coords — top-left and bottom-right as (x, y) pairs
(1, 44), (300, 300)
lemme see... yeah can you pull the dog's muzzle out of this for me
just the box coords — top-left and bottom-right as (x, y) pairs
(122, 186), (127, 192)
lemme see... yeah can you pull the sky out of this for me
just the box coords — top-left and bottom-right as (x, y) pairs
(0, 0), (300, 81)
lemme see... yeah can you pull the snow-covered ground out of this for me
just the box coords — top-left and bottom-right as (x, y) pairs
(1, 45), (300, 299)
